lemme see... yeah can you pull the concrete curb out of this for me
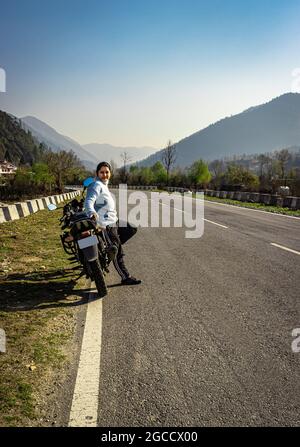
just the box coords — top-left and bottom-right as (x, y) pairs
(122, 186), (300, 210)
(0, 190), (81, 224)
(202, 189), (300, 210)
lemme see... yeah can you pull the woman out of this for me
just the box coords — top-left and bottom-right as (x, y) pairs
(84, 161), (141, 285)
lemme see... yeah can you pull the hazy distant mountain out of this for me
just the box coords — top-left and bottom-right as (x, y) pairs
(83, 143), (157, 167)
(20, 116), (157, 170)
(20, 116), (98, 170)
(139, 93), (300, 168)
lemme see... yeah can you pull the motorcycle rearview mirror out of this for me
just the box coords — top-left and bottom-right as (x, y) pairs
(47, 203), (57, 211)
(83, 177), (95, 188)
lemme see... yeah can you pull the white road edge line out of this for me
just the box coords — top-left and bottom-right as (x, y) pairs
(194, 197), (300, 220)
(270, 243), (300, 256)
(69, 280), (102, 427)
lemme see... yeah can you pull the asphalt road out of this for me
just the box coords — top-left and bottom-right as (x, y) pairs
(86, 195), (300, 426)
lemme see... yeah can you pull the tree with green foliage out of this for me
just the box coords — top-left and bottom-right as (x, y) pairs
(12, 167), (33, 194)
(188, 159), (212, 189)
(128, 165), (139, 185)
(42, 150), (84, 192)
(225, 164), (259, 190)
(31, 163), (55, 193)
(139, 167), (154, 185)
(152, 161), (167, 184)
(169, 167), (188, 187)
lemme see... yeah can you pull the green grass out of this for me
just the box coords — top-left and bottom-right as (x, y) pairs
(0, 381), (35, 424)
(0, 204), (87, 426)
(33, 333), (67, 366)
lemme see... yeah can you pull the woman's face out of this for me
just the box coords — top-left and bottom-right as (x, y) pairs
(97, 166), (111, 182)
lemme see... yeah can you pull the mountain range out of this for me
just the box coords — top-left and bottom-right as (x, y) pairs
(3, 92), (300, 171)
(83, 143), (156, 167)
(138, 92), (300, 168)
(20, 116), (99, 171)
(20, 116), (157, 170)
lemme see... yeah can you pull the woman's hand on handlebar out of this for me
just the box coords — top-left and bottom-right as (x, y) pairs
(90, 212), (98, 221)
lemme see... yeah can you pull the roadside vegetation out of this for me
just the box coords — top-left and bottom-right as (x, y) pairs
(0, 153), (90, 202)
(108, 144), (300, 215)
(113, 146), (300, 199)
(0, 204), (87, 426)
(0, 110), (91, 202)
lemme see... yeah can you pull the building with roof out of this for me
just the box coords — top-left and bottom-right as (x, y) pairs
(0, 160), (17, 176)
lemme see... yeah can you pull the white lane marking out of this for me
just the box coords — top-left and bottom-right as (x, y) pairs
(195, 197), (300, 221)
(69, 281), (102, 427)
(150, 199), (228, 229)
(270, 243), (300, 256)
(203, 218), (228, 229)
(173, 206), (187, 213)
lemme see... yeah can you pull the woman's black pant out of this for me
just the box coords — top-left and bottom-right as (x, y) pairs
(103, 221), (137, 280)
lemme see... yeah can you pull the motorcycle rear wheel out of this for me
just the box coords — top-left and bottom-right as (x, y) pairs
(89, 259), (108, 297)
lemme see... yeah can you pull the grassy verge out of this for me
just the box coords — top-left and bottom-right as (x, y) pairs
(0, 205), (87, 426)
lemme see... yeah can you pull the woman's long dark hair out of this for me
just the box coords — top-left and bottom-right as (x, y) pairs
(96, 161), (111, 174)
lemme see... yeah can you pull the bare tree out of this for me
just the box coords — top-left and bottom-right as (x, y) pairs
(120, 151), (133, 183)
(210, 159), (224, 177)
(276, 149), (291, 180)
(257, 154), (271, 179)
(161, 140), (176, 186)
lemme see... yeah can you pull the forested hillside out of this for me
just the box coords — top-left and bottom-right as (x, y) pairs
(139, 93), (300, 168)
(0, 110), (45, 165)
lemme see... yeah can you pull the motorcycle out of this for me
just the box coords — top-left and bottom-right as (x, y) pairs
(48, 177), (110, 297)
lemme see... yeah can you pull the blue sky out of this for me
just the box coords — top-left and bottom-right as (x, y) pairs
(0, 0), (299, 147)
